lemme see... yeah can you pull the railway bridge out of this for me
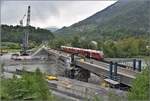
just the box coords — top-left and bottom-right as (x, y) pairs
(32, 47), (141, 87)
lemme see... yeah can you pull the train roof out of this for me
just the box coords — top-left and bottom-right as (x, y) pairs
(61, 46), (103, 54)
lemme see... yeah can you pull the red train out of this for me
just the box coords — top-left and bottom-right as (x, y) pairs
(61, 46), (104, 60)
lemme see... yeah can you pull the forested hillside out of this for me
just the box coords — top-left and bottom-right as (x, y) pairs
(1, 24), (54, 43)
(55, 0), (150, 39)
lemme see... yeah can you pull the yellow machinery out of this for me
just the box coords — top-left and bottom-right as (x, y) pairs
(46, 75), (58, 81)
(100, 79), (110, 87)
(1, 49), (8, 54)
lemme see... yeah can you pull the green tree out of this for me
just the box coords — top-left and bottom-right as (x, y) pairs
(1, 68), (54, 100)
(1, 24), (54, 44)
(128, 67), (150, 100)
(103, 41), (117, 57)
(71, 36), (80, 47)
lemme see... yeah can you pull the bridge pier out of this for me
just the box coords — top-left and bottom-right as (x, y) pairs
(107, 62), (122, 88)
(133, 59), (142, 72)
(138, 60), (142, 72)
(75, 66), (90, 82)
(109, 62), (118, 81)
(133, 59), (136, 70)
(109, 62), (113, 79)
(67, 66), (90, 82)
(113, 62), (118, 81)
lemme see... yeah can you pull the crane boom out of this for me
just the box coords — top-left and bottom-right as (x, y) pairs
(20, 14), (26, 26)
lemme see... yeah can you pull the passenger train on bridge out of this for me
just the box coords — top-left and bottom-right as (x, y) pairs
(61, 46), (104, 60)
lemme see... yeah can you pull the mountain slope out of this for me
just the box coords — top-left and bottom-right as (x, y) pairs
(46, 27), (59, 32)
(55, 0), (150, 38)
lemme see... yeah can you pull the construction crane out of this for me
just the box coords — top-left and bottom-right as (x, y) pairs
(19, 14), (26, 26)
(20, 6), (31, 56)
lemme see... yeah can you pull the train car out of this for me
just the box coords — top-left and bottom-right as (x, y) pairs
(61, 46), (104, 60)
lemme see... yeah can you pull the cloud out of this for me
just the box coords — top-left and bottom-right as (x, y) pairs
(1, 1), (116, 28)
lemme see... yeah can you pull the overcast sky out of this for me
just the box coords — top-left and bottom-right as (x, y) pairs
(1, 0), (116, 28)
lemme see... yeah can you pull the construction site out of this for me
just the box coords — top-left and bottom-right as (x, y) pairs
(1, 5), (149, 101)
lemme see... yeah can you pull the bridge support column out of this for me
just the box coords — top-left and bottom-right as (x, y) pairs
(133, 59), (136, 70)
(109, 62), (113, 79)
(71, 53), (76, 66)
(114, 62), (118, 80)
(71, 54), (74, 62)
(74, 66), (90, 82)
(138, 60), (142, 72)
(70, 69), (75, 79)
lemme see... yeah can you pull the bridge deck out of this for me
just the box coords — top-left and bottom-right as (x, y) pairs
(75, 60), (138, 86)
(45, 49), (139, 86)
